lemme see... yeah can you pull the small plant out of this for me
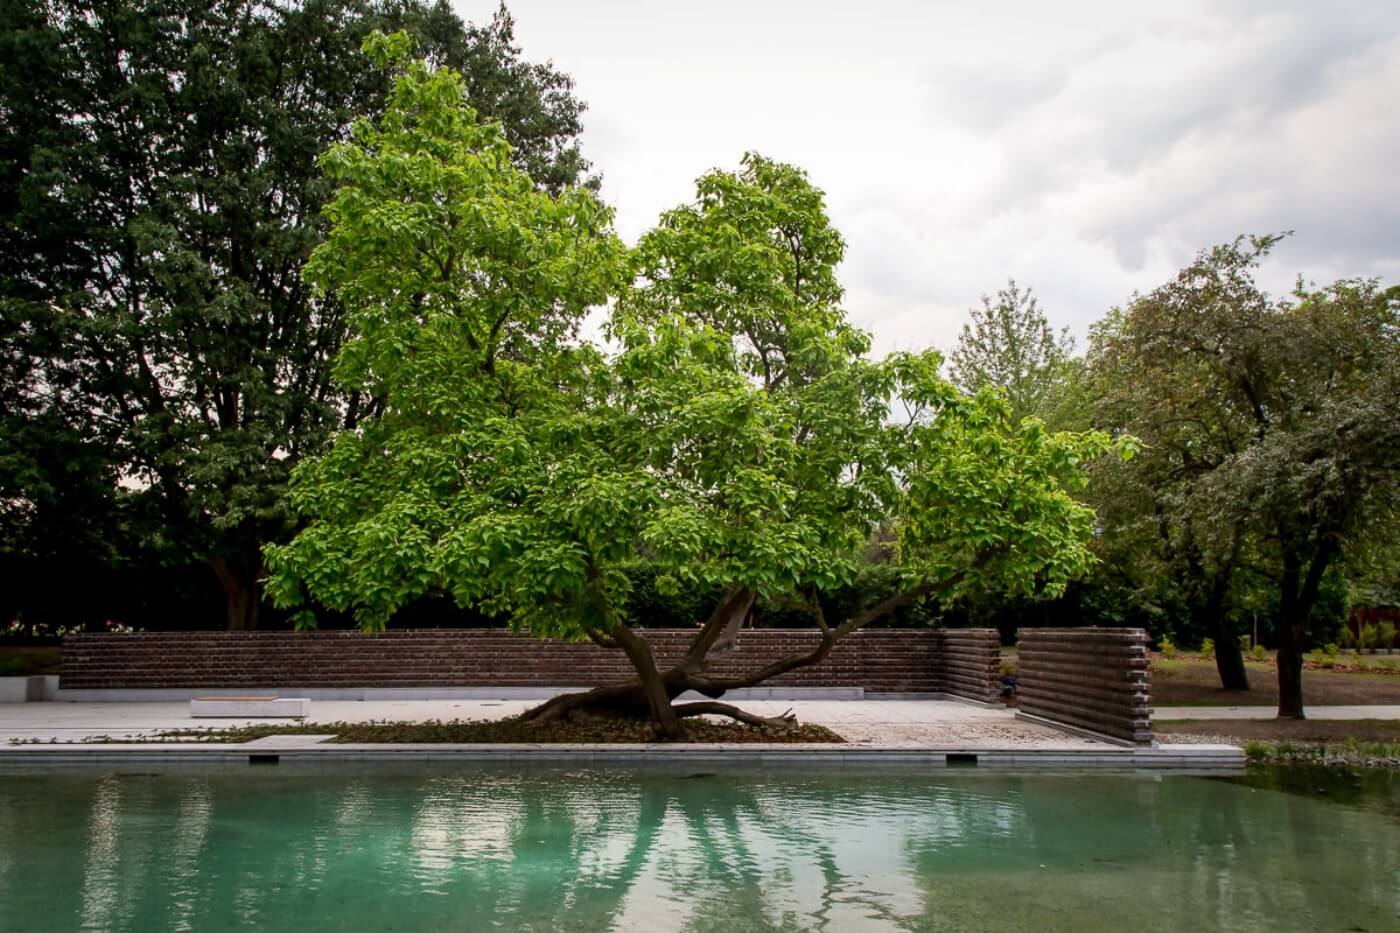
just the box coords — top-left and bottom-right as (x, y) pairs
(1200, 637), (1215, 660)
(1251, 644), (1268, 661)
(1311, 642), (1341, 669)
(1158, 635), (1177, 659)
(1340, 625), (1358, 652)
(1376, 621), (1396, 653)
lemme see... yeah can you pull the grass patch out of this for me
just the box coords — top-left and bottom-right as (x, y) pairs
(0, 646), (61, 677)
(1150, 655), (1400, 706)
(45, 718), (846, 746)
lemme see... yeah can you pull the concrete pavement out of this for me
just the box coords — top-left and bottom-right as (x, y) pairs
(1, 698), (1101, 748)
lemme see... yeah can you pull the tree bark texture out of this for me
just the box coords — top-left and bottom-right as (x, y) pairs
(518, 578), (944, 737)
(211, 557), (259, 632)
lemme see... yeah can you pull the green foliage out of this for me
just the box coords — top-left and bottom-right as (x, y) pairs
(0, 0), (595, 629)
(266, 59), (1122, 646)
(1158, 635), (1177, 659)
(1086, 235), (1400, 704)
(1251, 643), (1268, 661)
(1200, 638), (1215, 660)
(948, 280), (1078, 428)
(265, 35), (622, 633)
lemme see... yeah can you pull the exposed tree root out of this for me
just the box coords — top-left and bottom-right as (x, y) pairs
(673, 701), (797, 729)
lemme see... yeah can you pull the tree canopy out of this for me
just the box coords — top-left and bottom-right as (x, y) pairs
(1087, 236), (1400, 716)
(948, 280), (1077, 427)
(265, 41), (1128, 736)
(0, 0), (594, 629)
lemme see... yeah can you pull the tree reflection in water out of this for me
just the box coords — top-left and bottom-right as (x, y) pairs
(1, 767), (1396, 932)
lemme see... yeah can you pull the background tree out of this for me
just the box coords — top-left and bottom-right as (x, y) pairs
(1088, 237), (1400, 717)
(265, 45), (1129, 737)
(0, 0), (592, 630)
(947, 280), (1077, 427)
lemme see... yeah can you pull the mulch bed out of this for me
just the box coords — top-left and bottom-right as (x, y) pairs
(144, 718), (846, 745)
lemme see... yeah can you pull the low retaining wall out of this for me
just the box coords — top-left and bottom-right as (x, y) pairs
(1016, 627), (1152, 744)
(61, 629), (995, 695)
(936, 629), (1000, 703)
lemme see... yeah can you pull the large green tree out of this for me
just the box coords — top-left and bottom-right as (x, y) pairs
(265, 44), (1128, 737)
(0, 0), (591, 629)
(1089, 237), (1400, 717)
(948, 280), (1078, 427)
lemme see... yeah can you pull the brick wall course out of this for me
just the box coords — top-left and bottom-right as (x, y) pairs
(62, 629), (955, 693)
(1016, 627), (1152, 744)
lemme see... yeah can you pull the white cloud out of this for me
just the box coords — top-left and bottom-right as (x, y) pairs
(470, 0), (1400, 355)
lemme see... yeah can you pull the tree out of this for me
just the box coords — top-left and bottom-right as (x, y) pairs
(0, 0), (592, 629)
(265, 44), (1128, 737)
(948, 280), (1077, 427)
(1088, 237), (1400, 716)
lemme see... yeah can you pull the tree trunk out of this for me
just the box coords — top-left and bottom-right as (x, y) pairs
(1274, 537), (1336, 721)
(1276, 615), (1306, 720)
(516, 577), (947, 734)
(1212, 622), (1250, 692)
(611, 625), (683, 739)
(211, 557), (259, 631)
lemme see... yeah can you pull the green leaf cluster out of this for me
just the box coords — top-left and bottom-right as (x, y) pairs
(266, 58), (1119, 640)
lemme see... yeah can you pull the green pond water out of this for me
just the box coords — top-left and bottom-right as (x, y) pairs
(0, 766), (1396, 932)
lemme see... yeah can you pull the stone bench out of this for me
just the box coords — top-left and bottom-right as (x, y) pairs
(190, 696), (310, 719)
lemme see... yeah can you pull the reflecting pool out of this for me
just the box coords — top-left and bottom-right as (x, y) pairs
(0, 766), (1396, 931)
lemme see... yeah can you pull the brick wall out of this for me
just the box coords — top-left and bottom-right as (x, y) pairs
(1016, 627), (1152, 744)
(61, 629), (954, 693)
(937, 629), (1001, 703)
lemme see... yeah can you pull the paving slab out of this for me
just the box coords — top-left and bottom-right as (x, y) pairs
(2, 698), (1100, 748)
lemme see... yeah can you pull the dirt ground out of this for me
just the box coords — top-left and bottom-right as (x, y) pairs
(1150, 656), (1400, 706)
(1155, 718), (1400, 743)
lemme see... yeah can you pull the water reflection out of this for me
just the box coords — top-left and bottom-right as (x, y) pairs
(0, 767), (1396, 932)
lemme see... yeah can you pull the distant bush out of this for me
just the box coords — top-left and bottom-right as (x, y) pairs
(1158, 635), (1177, 659)
(1200, 637), (1215, 660)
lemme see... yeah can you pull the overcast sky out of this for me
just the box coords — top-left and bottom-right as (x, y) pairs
(466, 0), (1400, 357)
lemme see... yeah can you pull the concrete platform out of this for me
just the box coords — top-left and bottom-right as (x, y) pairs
(0, 698), (1245, 771)
(0, 739), (1244, 771)
(0, 698), (1084, 748)
(190, 696), (309, 718)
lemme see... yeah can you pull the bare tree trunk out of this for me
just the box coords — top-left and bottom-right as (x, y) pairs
(1274, 537), (1336, 720)
(1212, 623), (1250, 692)
(611, 625), (683, 739)
(1202, 579), (1249, 690)
(516, 576), (951, 734)
(211, 557), (259, 631)
(1276, 616), (1306, 720)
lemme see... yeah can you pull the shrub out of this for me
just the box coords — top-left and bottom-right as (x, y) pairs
(1158, 635), (1177, 659)
(1200, 637), (1215, 660)
(1377, 621), (1397, 652)
(1251, 644), (1268, 661)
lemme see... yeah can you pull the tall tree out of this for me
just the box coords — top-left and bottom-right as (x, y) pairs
(265, 44), (1129, 737)
(948, 280), (1077, 427)
(0, 0), (593, 629)
(1089, 237), (1400, 716)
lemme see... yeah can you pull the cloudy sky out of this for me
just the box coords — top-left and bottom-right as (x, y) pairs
(465, 0), (1400, 357)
